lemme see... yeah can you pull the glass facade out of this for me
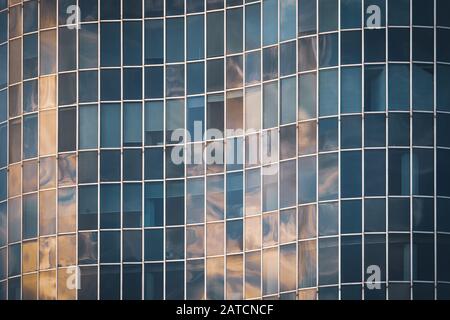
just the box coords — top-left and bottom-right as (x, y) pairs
(0, 0), (450, 300)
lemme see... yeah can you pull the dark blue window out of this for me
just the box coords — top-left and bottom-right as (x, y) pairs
(166, 180), (185, 226)
(341, 0), (361, 29)
(389, 0), (410, 26)
(123, 265), (142, 300)
(365, 150), (386, 196)
(413, 0), (434, 26)
(389, 64), (410, 111)
(413, 28), (434, 62)
(413, 64), (434, 111)
(389, 28), (410, 61)
(341, 200), (362, 234)
(79, 71), (98, 103)
(187, 0), (204, 13)
(280, 41), (296, 76)
(365, 29), (386, 63)
(389, 113), (410, 146)
(123, 0), (142, 18)
(101, 103), (121, 148)
(145, 148), (163, 180)
(341, 115), (362, 149)
(319, 118), (338, 152)
(23, 194), (38, 240)
(145, 0), (163, 17)
(341, 67), (362, 113)
(101, 0), (120, 19)
(341, 236), (362, 283)
(123, 230), (142, 262)
(365, 114), (386, 147)
(124, 21), (142, 66)
(227, 172), (243, 219)
(319, 33), (338, 68)
(365, 65), (386, 112)
(341, 31), (361, 65)
(364, 199), (386, 232)
(100, 150), (121, 182)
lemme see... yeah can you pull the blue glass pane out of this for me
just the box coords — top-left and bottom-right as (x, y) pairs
(100, 184), (121, 229)
(145, 182), (164, 227)
(341, 67), (362, 113)
(187, 15), (205, 60)
(341, 0), (361, 29)
(319, 69), (338, 116)
(100, 103), (121, 148)
(123, 21), (142, 66)
(145, 19), (163, 64)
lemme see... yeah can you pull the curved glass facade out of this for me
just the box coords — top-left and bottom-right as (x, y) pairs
(0, 0), (450, 300)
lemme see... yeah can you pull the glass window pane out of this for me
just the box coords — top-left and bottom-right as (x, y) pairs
(319, 69), (338, 116)
(79, 24), (98, 69)
(100, 22), (120, 67)
(246, 3), (261, 50)
(263, 0), (277, 45)
(187, 16), (204, 61)
(144, 182), (163, 227)
(389, 64), (410, 110)
(207, 12), (224, 58)
(227, 8), (243, 54)
(365, 65), (386, 112)
(79, 105), (98, 150)
(299, 0), (316, 36)
(341, 67), (362, 113)
(145, 19), (163, 64)
(319, 0), (338, 32)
